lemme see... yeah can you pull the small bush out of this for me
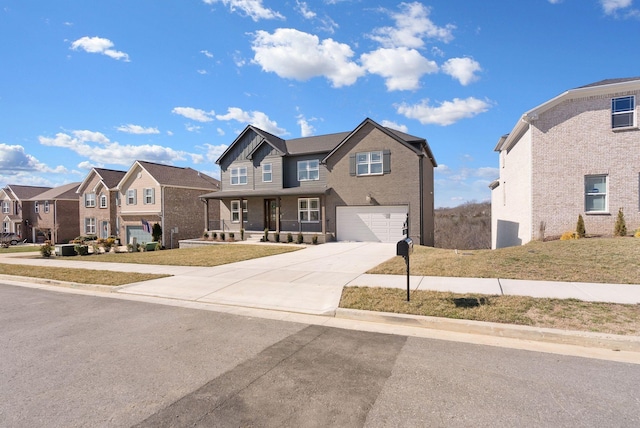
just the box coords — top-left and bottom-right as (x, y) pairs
(634, 228), (640, 238)
(152, 223), (162, 243)
(40, 241), (53, 258)
(614, 208), (627, 237)
(240, 229), (245, 241)
(212, 232), (217, 240)
(287, 233), (293, 243)
(312, 235), (318, 245)
(75, 244), (89, 255)
(263, 228), (269, 242)
(229, 232), (235, 240)
(296, 233), (304, 244)
(274, 232), (280, 243)
(203, 231), (209, 239)
(576, 214), (586, 238)
(220, 232), (226, 241)
(560, 231), (579, 240)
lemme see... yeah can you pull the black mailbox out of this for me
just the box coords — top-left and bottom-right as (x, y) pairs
(396, 237), (413, 257)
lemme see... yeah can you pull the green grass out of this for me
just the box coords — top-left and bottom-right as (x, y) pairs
(0, 246), (41, 254)
(0, 264), (168, 286)
(369, 237), (640, 284)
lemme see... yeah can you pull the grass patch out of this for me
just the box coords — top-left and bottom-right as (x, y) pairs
(340, 287), (640, 335)
(0, 246), (41, 254)
(370, 238), (640, 284)
(0, 264), (169, 286)
(38, 244), (301, 267)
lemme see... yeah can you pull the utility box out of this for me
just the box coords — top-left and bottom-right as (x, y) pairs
(55, 244), (76, 257)
(396, 237), (413, 257)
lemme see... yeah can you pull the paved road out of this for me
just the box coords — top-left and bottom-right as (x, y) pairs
(2, 284), (639, 427)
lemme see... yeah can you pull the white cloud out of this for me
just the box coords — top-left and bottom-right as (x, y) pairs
(441, 57), (482, 86)
(70, 36), (130, 61)
(369, 2), (455, 49)
(397, 97), (491, 126)
(0, 143), (65, 173)
(204, 143), (229, 163)
(296, 1), (316, 19)
(216, 107), (287, 135)
(172, 107), (215, 122)
(38, 130), (192, 166)
(186, 124), (202, 132)
(117, 124), (160, 135)
(434, 165), (496, 207)
(251, 28), (365, 87)
(197, 69), (208, 75)
(361, 47), (438, 91)
(202, 0), (284, 21)
(200, 49), (214, 58)
(297, 115), (316, 137)
(216, 128), (225, 136)
(601, 0), (632, 14)
(380, 120), (408, 133)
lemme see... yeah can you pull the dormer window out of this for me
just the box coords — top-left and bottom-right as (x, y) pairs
(612, 96), (635, 128)
(99, 194), (108, 208)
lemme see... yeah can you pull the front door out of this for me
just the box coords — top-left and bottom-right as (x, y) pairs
(264, 199), (277, 231)
(101, 221), (109, 239)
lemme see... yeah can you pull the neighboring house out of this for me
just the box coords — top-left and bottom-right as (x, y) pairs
(30, 182), (81, 244)
(202, 118), (436, 245)
(491, 77), (640, 249)
(117, 160), (220, 248)
(77, 167), (127, 239)
(1, 184), (52, 242)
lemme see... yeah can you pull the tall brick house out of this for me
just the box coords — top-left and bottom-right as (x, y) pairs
(30, 182), (81, 244)
(1, 184), (51, 242)
(491, 77), (640, 248)
(77, 168), (126, 239)
(202, 118), (436, 245)
(117, 161), (220, 248)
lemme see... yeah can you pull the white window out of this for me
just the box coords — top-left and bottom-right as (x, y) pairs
(231, 167), (247, 185)
(127, 189), (137, 205)
(231, 200), (241, 223)
(298, 198), (320, 222)
(85, 217), (96, 234)
(612, 96), (635, 128)
(85, 193), (96, 208)
(585, 175), (608, 213)
(297, 160), (319, 181)
(356, 151), (383, 176)
(35, 201), (39, 213)
(263, 163), (272, 183)
(99, 194), (108, 208)
(44, 201), (49, 213)
(2, 222), (9, 233)
(143, 188), (155, 205)
(1, 201), (9, 214)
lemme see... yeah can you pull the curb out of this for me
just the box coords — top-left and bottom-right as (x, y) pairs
(0, 274), (123, 293)
(335, 308), (640, 353)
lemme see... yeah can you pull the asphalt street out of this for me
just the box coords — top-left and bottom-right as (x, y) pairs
(2, 283), (639, 427)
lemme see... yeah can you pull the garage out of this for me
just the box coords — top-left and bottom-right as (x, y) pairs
(126, 226), (152, 245)
(336, 205), (408, 243)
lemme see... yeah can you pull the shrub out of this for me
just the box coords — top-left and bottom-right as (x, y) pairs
(220, 232), (226, 241)
(74, 244), (89, 255)
(203, 231), (209, 239)
(212, 232), (218, 240)
(560, 231), (579, 240)
(229, 232), (235, 240)
(274, 232), (280, 243)
(40, 241), (53, 258)
(240, 229), (245, 241)
(287, 233), (293, 243)
(152, 223), (162, 242)
(311, 235), (318, 245)
(614, 208), (627, 237)
(296, 233), (304, 244)
(576, 214), (586, 238)
(263, 228), (269, 242)
(634, 228), (640, 238)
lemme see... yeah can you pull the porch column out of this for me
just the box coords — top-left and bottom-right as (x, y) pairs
(321, 196), (326, 235)
(276, 197), (281, 234)
(202, 198), (209, 231)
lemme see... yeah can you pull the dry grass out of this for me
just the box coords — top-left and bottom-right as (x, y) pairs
(0, 264), (168, 286)
(340, 287), (640, 335)
(370, 237), (640, 284)
(0, 246), (41, 254)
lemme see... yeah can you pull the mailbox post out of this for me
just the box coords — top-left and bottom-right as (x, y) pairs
(396, 237), (413, 301)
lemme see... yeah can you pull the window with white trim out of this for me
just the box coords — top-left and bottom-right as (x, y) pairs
(263, 163), (272, 183)
(85, 193), (96, 208)
(143, 188), (155, 205)
(231, 200), (242, 223)
(85, 217), (96, 234)
(612, 96), (635, 128)
(127, 189), (137, 205)
(99, 194), (108, 208)
(356, 151), (383, 176)
(44, 201), (49, 213)
(1, 201), (9, 214)
(298, 198), (319, 222)
(35, 201), (39, 213)
(230, 167), (247, 185)
(2, 222), (9, 233)
(297, 160), (319, 181)
(585, 175), (608, 213)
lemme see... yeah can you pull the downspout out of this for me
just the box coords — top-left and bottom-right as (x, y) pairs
(53, 200), (57, 244)
(419, 155), (424, 246)
(161, 186), (165, 247)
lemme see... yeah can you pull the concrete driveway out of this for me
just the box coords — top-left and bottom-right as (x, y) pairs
(118, 242), (396, 315)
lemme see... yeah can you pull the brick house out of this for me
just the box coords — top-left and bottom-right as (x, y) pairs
(77, 168), (127, 239)
(1, 184), (52, 242)
(29, 182), (81, 244)
(202, 118), (437, 245)
(490, 77), (640, 248)
(117, 161), (220, 248)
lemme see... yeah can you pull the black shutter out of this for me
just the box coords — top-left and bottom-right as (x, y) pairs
(349, 154), (356, 176)
(383, 150), (391, 174)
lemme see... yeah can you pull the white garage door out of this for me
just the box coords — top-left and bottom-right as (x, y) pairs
(126, 226), (152, 245)
(336, 205), (408, 243)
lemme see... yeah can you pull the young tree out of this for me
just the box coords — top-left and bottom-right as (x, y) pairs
(576, 214), (586, 238)
(152, 223), (162, 242)
(614, 208), (627, 237)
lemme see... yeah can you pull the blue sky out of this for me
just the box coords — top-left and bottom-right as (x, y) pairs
(1, 0), (639, 207)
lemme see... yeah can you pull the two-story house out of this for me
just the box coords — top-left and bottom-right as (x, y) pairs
(117, 160), (220, 248)
(202, 118), (436, 245)
(1, 184), (51, 242)
(30, 182), (81, 244)
(77, 168), (127, 239)
(491, 77), (640, 248)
